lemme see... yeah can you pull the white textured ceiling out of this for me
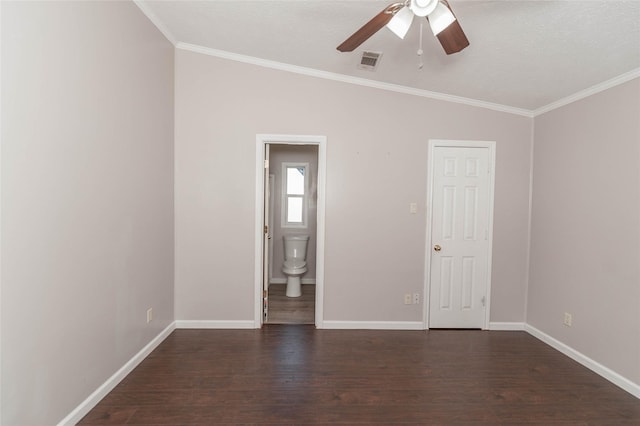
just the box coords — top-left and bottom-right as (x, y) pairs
(138, 0), (640, 113)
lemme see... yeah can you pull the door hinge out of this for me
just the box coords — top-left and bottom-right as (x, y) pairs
(481, 296), (486, 307)
(264, 225), (268, 234)
(264, 159), (269, 169)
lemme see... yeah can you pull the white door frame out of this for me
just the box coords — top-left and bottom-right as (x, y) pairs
(254, 134), (327, 328)
(423, 140), (496, 330)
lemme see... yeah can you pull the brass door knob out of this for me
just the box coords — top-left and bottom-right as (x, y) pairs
(434, 244), (442, 252)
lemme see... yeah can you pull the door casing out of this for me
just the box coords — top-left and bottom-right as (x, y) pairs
(254, 134), (327, 328)
(423, 139), (496, 330)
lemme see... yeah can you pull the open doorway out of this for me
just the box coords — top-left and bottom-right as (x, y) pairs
(267, 145), (318, 324)
(254, 135), (326, 328)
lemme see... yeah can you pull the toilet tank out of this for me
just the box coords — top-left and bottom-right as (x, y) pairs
(284, 235), (309, 260)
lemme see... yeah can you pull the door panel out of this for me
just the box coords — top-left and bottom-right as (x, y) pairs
(429, 146), (491, 328)
(439, 256), (454, 309)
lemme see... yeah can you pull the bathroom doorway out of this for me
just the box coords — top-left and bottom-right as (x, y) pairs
(254, 135), (326, 328)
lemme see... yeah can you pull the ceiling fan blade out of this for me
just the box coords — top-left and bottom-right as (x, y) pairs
(433, 1), (469, 54)
(337, 4), (398, 52)
(436, 19), (469, 54)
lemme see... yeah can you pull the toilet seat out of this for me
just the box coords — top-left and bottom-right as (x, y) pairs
(283, 259), (307, 276)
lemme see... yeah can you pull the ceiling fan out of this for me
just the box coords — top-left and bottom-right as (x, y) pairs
(337, 0), (469, 55)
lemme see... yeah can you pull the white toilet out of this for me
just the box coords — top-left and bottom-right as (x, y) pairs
(282, 235), (309, 298)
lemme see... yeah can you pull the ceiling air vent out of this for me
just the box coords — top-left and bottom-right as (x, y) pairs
(357, 51), (382, 71)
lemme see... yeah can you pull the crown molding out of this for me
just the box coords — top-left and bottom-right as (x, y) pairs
(533, 68), (640, 117)
(133, 0), (177, 46)
(176, 42), (534, 118)
(135, 4), (637, 119)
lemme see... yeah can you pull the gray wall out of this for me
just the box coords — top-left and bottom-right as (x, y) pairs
(1, 2), (175, 424)
(529, 78), (640, 385)
(269, 145), (319, 283)
(174, 49), (533, 323)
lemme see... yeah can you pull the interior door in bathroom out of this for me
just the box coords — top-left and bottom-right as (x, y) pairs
(427, 142), (495, 329)
(262, 144), (270, 323)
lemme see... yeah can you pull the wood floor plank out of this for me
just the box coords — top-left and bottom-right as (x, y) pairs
(79, 327), (640, 425)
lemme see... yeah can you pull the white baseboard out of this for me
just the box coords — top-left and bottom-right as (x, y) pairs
(175, 320), (256, 329)
(269, 278), (316, 285)
(525, 324), (640, 399)
(321, 321), (424, 330)
(489, 321), (525, 331)
(57, 322), (176, 426)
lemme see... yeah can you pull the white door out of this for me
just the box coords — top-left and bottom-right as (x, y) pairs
(428, 144), (494, 329)
(262, 145), (270, 323)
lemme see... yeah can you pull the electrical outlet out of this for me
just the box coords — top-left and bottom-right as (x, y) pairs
(147, 308), (153, 323)
(563, 312), (572, 327)
(413, 293), (420, 304)
(409, 202), (418, 214)
(404, 294), (412, 305)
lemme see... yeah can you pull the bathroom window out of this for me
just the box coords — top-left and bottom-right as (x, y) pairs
(282, 162), (308, 228)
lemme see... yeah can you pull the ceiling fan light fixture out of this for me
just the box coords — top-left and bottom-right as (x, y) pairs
(410, 0), (439, 17)
(386, 6), (414, 39)
(428, 1), (457, 36)
(336, 0), (469, 55)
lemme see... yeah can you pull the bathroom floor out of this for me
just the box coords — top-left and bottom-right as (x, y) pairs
(266, 284), (315, 324)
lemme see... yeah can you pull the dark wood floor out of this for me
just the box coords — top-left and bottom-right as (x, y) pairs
(266, 284), (315, 324)
(79, 327), (640, 425)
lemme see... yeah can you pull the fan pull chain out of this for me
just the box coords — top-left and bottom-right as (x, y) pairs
(417, 21), (424, 69)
